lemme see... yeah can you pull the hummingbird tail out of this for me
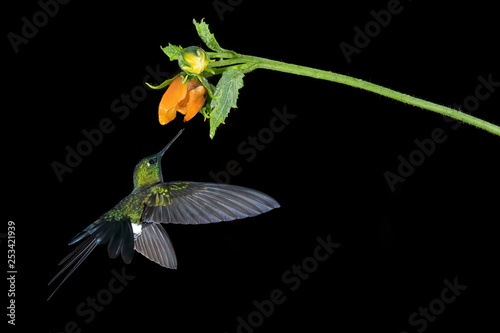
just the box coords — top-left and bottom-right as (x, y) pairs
(48, 218), (135, 301)
(47, 237), (98, 301)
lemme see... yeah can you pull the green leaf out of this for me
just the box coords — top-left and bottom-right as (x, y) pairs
(196, 74), (217, 99)
(145, 74), (181, 90)
(193, 19), (225, 53)
(209, 68), (244, 138)
(161, 43), (183, 61)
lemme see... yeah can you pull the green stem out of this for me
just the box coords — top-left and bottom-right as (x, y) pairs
(222, 54), (500, 137)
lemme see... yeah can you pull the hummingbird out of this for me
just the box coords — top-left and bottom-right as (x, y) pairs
(48, 129), (279, 300)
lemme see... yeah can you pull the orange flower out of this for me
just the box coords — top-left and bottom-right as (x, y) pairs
(158, 76), (207, 125)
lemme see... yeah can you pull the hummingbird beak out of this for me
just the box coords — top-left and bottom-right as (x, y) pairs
(158, 128), (185, 158)
(157, 129), (184, 183)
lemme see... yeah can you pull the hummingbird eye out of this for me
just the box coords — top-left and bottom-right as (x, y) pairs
(147, 158), (157, 166)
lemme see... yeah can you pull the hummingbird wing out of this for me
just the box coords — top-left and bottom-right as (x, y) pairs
(142, 182), (279, 224)
(47, 218), (134, 300)
(134, 223), (177, 269)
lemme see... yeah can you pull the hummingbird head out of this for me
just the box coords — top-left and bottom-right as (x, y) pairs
(133, 129), (184, 189)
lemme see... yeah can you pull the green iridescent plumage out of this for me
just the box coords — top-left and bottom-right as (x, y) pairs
(48, 129), (279, 300)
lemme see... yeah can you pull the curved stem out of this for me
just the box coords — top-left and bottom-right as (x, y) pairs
(229, 54), (500, 137)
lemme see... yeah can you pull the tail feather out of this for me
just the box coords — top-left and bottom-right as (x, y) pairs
(48, 218), (134, 301)
(47, 237), (98, 301)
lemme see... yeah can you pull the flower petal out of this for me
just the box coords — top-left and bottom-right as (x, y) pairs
(159, 107), (177, 125)
(159, 76), (188, 114)
(174, 79), (207, 122)
(183, 86), (207, 122)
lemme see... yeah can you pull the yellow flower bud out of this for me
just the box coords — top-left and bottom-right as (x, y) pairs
(179, 46), (209, 74)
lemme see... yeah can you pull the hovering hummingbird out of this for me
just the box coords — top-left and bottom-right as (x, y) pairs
(48, 129), (279, 300)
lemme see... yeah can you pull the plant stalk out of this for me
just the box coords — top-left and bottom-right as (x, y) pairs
(207, 52), (500, 137)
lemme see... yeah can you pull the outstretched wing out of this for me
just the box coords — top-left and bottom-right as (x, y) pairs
(142, 182), (279, 224)
(48, 218), (134, 300)
(134, 223), (177, 268)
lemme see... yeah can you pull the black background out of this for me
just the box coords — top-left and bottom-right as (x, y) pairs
(4, 1), (499, 332)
